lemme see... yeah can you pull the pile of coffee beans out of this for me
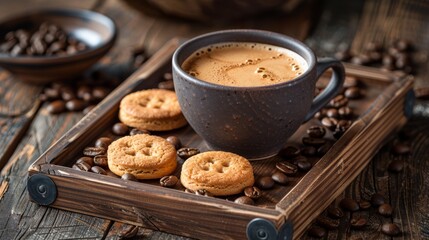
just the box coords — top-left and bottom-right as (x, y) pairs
(0, 22), (88, 57)
(335, 40), (415, 74)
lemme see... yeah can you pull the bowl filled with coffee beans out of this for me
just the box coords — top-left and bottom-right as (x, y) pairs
(0, 8), (117, 84)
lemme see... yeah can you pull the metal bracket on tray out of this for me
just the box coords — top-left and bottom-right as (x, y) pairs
(27, 174), (57, 206)
(246, 218), (293, 240)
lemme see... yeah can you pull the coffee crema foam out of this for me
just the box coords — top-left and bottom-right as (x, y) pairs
(182, 42), (308, 87)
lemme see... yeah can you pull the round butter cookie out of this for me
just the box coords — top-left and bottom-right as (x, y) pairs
(108, 134), (177, 179)
(180, 151), (254, 196)
(119, 89), (187, 131)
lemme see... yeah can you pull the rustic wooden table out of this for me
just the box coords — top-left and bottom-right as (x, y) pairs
(1, 0), (428, 239)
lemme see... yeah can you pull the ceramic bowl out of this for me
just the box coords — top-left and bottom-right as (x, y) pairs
(0, 8), (117, 84)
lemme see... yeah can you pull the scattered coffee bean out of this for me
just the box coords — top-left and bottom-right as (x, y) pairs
(316, 216), (339, 230)
(296, 158), (312, 172)
(276, 161), (298, 175)
(278, 146), (301, 158)
(327, 206), (344, 219)
(339, 198), (359, 212)
(307, 225), (327, 238)
(243, 186), (262, 199)
(112, 123), (129, 135)
(378, 203), (393, 217)
(65, 99), (87, 111)
(129, 128), (150, 136)
(271, 171), (288, 185)
(76, 156), (94, 167)
(388, 159), (405, 173)
(46, 100), (66, 114)
(92, 87), (109, 100)
(307, 125), (326, 138)
(335, 49), (352, 61)
(72, 162), (91, 171)
(381, 223), (401, 236)
(166, 136), (181, 150)
(370, 193), (386, 207)
(83, 146), (106, 157)
(351, 55), (371, 66)
(329, 94), (348, 108)
(317, 141), (334, 156)
(350, 217), (367, 229)
(326, 108), (339, 118)
(257, 176), (275, 190)
(338, 106), (352, 118)
(93, 155), (108, 168)
(343, 76), (359, 88)
(234, 196), (254, 205)
(95, 137), (113, 149)
(177, 147), (200, 159)
(302, 137), (326, 147)
(195, 189), (213, 197)
(121, 173), (137, 181)
(392, 142), (411, 155)
(160, 175), (179, 188)
(184, 188), (195, 194)
(301, 146), (317, 157)
(91, 166), (107, 175)
(61, 87), (76, 101)
(359, 200), (371, 210)
(321, 117), (338, 130)
(344, 87), (361, 99)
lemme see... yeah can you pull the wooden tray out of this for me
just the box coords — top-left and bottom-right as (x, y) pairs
(27, 38), (414, 240)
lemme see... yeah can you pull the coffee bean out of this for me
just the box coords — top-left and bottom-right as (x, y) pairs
(77, 85), (91, 99)
(83, 147), (106, 157)
(234, 196), (254, 205)
(307, 125), (326, 138)
(339, 198), (359, 212)
(177, 147), (200, 159)
(307, 226), (327, 238)
(158, 80), (175, 90)
(321, 117), (338, 130)
(317, 141), (334, 156)
(243, 186), (262, 199)
(392, 142), (411, 155)
(350, 217), (367, 229)
(129, 128), (150, 136)
(93, 155), (108, 168)
(359, 200), (371, 210)
(278, 145), (300, 158)
(65, 99), (87, 111)
(46, 100), (65, 114)
(365, 41), (383, 52)
(327, 206), (344, 219)
(95, 137), (113, 149)
(326, 108), (339, 118)
(271, 171), (288, 185)
(184, 188), (195, 194)
(378, 203), (393, 217)
(338, 106), (352, 118)
(76, 156), (94, 167)
(121, 173), (137, 181)
(344, 87), (361, 99)
(44, 88), (61, 100)
(351, 55), (371, 65)
(370, 193), (386, 207)
(61, 87), (76, 101)
(382, 54), (395, 67)
(195, 189), (213, 197)
(72, 162), (91, 171)
(166, 136), (181, 150)
(276, 161), (298, 175)
(302, 137), (326, 147)
(333, 127), (345, 139)
(381, 223), (401, 236)
(329, 95), (348, 108)
(91, 166), (107, 175)
(316, 216), (339, 230)
(160, 175), (179, 187)
(92, 87), (109, 100)
(301, 146), (317, 157)
(388, 160), (404, 173)
(395, 39), (410, 52)
(112, 123), (129, 135)
(335, 49), (352, 61)
(257, 176), (275, 189)
(296, 158), (312, 172)
(369, 51), (382, 62)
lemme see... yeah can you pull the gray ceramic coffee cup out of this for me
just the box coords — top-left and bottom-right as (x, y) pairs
(172, 29), (345, 160)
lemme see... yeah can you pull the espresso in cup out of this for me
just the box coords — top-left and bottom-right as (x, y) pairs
(181, 42), (308, 87)
(172, 29), (345, 159)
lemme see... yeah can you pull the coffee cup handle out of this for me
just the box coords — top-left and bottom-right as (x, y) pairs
(304, 58), (345, 121)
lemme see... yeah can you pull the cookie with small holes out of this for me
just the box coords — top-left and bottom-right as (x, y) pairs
(119, 89), (187, 131)
(180, 151), (254, 196)
(107, 134), (177, 179)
